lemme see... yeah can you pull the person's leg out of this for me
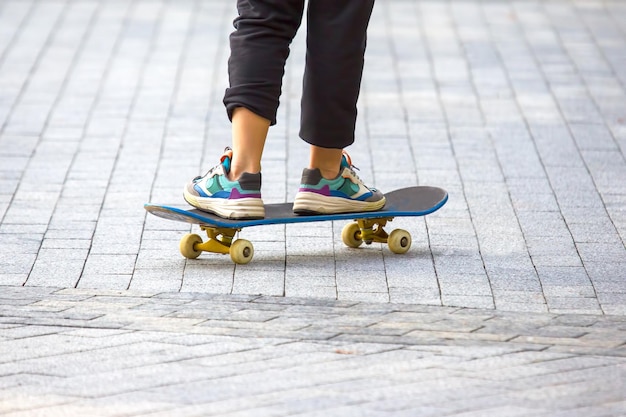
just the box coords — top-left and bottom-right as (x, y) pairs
(230, 108), (270, 179)
(225, 0), (305, 179)
(293, 0), (384, 215)
(301, 0), (375, 177)
(184, 0), (304, 219)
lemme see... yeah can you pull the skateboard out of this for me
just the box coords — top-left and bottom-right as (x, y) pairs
(144, 186), (447, 265)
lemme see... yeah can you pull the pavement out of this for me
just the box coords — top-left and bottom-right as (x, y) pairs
(0, 0), (625, 415)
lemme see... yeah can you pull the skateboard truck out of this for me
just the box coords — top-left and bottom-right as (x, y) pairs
(341, 218), (411, 254)
(179, 217), (411, 265)
(179, 226), (254, 264)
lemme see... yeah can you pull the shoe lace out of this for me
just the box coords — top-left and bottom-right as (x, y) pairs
(342, 151), (363, 183)
(342, 151), (377, 191)
(195, 147), (232, 180)
(347, 164), (362, 182)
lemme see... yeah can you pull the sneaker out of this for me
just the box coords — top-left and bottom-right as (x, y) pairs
(293, 152), (386, 215)
(183, 148), (265, 219)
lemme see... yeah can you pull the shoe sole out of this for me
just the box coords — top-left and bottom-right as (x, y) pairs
(183, 191), (265, 219)
(292, 192), (386, 215)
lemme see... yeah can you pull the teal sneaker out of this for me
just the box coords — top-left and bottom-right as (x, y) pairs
(293, 152), (386, 215)
(183, 148), (265, 219)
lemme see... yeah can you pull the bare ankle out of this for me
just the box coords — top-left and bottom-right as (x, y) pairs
(229, 166), (260, 181)
(229, 154), (261, 180)
(318, 167), (340, 180)
(309, 146), (343, 180)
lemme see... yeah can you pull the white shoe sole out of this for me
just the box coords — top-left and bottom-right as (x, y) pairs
(293, 192), (386, 214)
(184, 191), (265, 219)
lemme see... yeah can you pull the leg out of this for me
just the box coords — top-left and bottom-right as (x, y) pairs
(292, 0), (383, 215)
(225, 0), (305, 179)
(300, 0), (375, 153)
(230, 108), (270, 179)
(185, 0), (305, 219)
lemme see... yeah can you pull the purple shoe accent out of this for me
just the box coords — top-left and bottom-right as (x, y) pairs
(229, 188), (262, 200)
(298, 185), (331, 196)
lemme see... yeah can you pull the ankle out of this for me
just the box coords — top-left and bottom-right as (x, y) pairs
(309, 146), (343, 180)
(317, 167), (340, 180)
(229, 159), (261, 181)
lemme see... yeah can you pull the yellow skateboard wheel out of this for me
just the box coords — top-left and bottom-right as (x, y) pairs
(388, 229), (411, 254)
(341, 222), (363, 248)
(230, 239), (254, 264)
(180, 233), (203, 259)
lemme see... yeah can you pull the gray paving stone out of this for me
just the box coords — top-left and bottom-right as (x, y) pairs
(5, 288), (624, 410)
(441, 295), (495, 310)
(388, 287), (442, 306)
(76, 274), (132, 291)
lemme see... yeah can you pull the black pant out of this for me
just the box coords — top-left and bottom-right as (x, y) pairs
(223, 0), (375, 149)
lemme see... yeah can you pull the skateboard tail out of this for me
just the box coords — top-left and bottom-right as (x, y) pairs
(145, 205), (205, 225)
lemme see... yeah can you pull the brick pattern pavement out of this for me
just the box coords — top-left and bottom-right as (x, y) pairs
(0, 286), (625, 416)
(0, 0), (625, 313)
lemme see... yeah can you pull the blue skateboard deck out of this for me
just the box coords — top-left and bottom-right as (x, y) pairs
(145, 186), (447, 264)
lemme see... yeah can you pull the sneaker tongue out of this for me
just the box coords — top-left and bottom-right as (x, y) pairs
(221, 155), (231, 174)
(220, 148), (233, 174)
(340, 153), (352, 169)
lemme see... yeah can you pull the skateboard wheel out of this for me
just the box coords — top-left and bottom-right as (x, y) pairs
(388, 229), (411, 254)
(341, 222), (363, 248)
(180, 233), (203, 259)
(230, 239), (254, 264)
